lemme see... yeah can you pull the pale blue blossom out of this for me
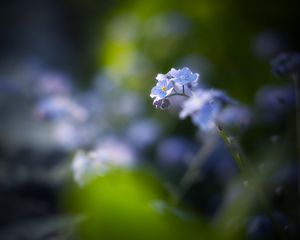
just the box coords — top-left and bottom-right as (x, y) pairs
(179, 89), (235, 131)
(217, 105), (253, 129)
(169, 67), (199, 86)
(150, 78), (174, 101)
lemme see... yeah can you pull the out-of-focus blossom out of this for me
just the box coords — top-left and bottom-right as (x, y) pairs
(0, 78), (20, 95)
(156, 136), (198, 165)
(71, 151), (94, 186)
(34, 96), (88, 122)
(52, 120), (92, 150)
(252, 31), (288, 60)
(71, 137), (136, 186)
(247, 215), (274, 239)
(126, 119), (162, 150)
(255, 85), (295, 122)
(217, 105), (253, 129)
(271, 52), (300, 77)
(179, 89), (235, 132)
(115, 92), (145, 117)
(35, 72), (72, 96)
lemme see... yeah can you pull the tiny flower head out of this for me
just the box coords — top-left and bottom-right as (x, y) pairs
(150, 78), (174, 101)
(169, 67), (199, 86)
(153, 98), (170, 109)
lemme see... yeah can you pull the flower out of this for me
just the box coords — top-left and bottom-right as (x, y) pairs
(150, 78), (174, 101)
(179, 89), (235, 131)
(271, 52), (300, 77)
(71, 137), (136, 186)
(255, 84), (295, 122)
(153, 98), (170, 109)
(169, 67), (199, 86)
(217, 105), (253, 129)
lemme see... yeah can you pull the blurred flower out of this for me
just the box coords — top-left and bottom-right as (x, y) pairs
(126, 119), (162, 150)
(34, 96), (88, 122)
(72, 151), (94, 186)
(156, 136), (198, 165)
(52, 120), (92, 150)
(247, 215), (274, 240)
(179, 89), (235, 132)
(71, 137), (136, 186)
(255, 85), (295, 122)
(35, 72), (72, 96)
(252, 31), (289, 60)
(115, 92), (145, 117)
(217, 105), (253, 129)
(271, 52), (300, 77)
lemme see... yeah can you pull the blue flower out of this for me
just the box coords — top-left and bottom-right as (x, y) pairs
(255, 84), (295, 122)
(271, 52), (300, 77)
(169, 67), (199, 86)
(217, 105), (253, 129)
(150, 78), (174, 101)
(179, 89), (235, 131)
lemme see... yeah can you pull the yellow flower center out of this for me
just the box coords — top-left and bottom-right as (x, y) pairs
(161, 86), (167, 92)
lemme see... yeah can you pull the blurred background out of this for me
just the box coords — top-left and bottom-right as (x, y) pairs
(0, 0), (299, 239)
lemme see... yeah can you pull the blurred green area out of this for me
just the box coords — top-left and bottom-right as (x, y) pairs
(65, 169), (223, 240)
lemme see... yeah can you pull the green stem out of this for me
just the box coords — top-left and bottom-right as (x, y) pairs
(217, 125), (246, 174)
(168, 93), (189, 98)
(217, 125), (285, 239)
(291, 74), (300, 220)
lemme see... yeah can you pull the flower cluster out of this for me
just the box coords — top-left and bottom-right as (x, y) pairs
(150, 67), (237, 132)
(150, 67), (199, 109)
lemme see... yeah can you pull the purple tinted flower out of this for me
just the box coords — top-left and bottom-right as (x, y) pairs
(34, 96), (88, 122)
(169, 67), (199, 86)
(271, 52), (300, 77)
(36, 72), (72, 96)
(255, 85), (295, 122)
(156, 136), (198, 165)
(150, 78), (174, 101)
(252, 31), (288, 60)
(153, 98), (170, 109)
(155, 73), (168, 81)
(71, 137), (136, 186)
(179, 89), (235, 131)
(126, 119), (162, 150)
(247, 215), (274, 239)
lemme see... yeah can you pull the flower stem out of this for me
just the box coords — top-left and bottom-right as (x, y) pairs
(291, 74), (300, 215)
(168, 92), (189, 98)
(217, 125), (285, 239)
(216, 125), (246, 174)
